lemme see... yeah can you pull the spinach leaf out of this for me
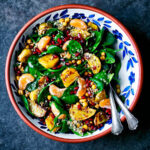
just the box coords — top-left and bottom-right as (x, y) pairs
(100, 48), (122, 56)
(54, 31), (63, 42)
(102, 32), (116, 47)
(59, 120), (69, 133)
(61, 84), (78, 104)
(107, 73), (114, 83)
(37, 81), (54, 104)
(51, 95), (63, 107)
(105, 52), (115, 64)
(40, 45), (64, 56)
(86, 28), (104, 52)
(21, 95), (34, 116)
(46, 28), (59, 36)
(27, 55), (45, 77)
(67, 40), (83, 59)
(29, 33), (40, 43)
(26, 78), (39, 92)
(90, 78), (104, 92)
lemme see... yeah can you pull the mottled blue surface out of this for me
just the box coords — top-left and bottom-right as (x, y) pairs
(0, 0), (148, 150)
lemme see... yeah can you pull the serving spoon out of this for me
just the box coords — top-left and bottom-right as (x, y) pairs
(109, 84), (139, 135)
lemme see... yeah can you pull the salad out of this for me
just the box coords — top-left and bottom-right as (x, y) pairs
(15, 18), (122, 136)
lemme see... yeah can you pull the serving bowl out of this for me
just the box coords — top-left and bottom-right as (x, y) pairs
(5, 4), (143, 143)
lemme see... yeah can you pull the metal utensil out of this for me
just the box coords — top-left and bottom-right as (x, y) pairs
(109, 85), (123, 135)
(112, 89), (139, 130)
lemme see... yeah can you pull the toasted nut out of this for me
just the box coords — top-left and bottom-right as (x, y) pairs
(85, 92), (89, 97)
(59, 18), (65, 23)
(18, 89), (23, 95)
(79, 99), (87, 103)
(116, 89), (121, 94)
(84, 72), (88, 76)
(82, 124), (88, 130)
(77, 60), (82, 65)
(63, 22), (67, 26)
(27, 39), (32, 44)
(116, 84), (120, 88)
(77, 123), (81, 128)
(100, 56), (105, 61)
(47, 95), (52, 101)
(92, 84), (96, 89)
(72, 60), (76, 64)
(16, 76), (20, 80)
(25, 45), (30, 49)
(95, 104), (99, 109)
(65, 17), (70, 23)
(101, 52), (105, 56)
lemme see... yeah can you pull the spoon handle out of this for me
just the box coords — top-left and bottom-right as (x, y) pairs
(109, 87), (123, 135)
(113, 90), (138, 130)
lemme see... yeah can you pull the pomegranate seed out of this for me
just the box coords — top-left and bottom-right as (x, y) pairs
(74, 91), (77, 94)
(74, 87), (79, 90)
(57, 64), (62, 69)
(80, 39), (84, 43)
(29, 45), (33, 49)
(65, 62), (70, 66)
(35, 48), (41, 53)
(45, 76), (49, 82)
(17, 70), (21, 74)
(81, 96), (86, 99)
(51, 72), (54, 74)
(93, 66), (96, 70)
(51, 114), (55, 119)
(77, 104), (81, 110)
(90, 101), (95, 106)
(51, 79), (55, 81)
(53, 55), (58, 58)
(75, 52), (80, 57)
(85, 120), (89, 124)
(89, 118), (93, 121)
(88, 74), (93, 77)
(57, 38), (62, 44)
(91, 125), (94, 130)
(93, 127), (97, 130)
(52, 34), (55, 37)
(88, 91), (91, 96)
(52, 67), (57, 70)
(66, 30), (70, 35)
(70, 91), (74, 94)
(33, 51), (37, 54)
(51, 41), (55, 45)
(42, 48), (47, 51)
(82, 128), (86, 133)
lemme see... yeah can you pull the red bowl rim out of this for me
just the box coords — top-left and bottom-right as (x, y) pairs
(5, 4), (143, 143)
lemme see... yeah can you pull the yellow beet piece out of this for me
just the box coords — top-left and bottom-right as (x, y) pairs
(69, 103), (96, 121)
(45, 113), (60, 132)
(61, 68), (80, 87)
(84, 53), (101, 74)
(29, 89), (39, 101)
(70, 19), (87, 30)
(18, 49), (32, 62)
(38, 54), (59, 69)
(95, 90), (106, 102)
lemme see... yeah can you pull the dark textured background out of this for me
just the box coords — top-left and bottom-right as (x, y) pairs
(0, 0), (148, 150)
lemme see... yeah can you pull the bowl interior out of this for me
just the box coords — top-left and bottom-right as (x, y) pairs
(9, 8), (140, 140)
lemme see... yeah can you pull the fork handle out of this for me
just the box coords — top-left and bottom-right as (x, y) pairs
(113, 91), (138, 130)
(109, 87), (123, 135)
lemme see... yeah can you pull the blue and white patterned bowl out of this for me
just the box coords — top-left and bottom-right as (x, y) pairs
(5, 4), (143, 143)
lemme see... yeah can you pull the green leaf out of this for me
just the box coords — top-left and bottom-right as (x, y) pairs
(90, 78), (104, 92)
(114, 60), (121, 78)
(102, 32), (116, 47)
(86, 28), (104, 52)
(105, 52), (115, 64)
(94, 70), (108, 83)
(54, 31), (63, 42)
(46, 28), (59, 36)
(41, 45), (64, 56)
(67, 40), (83, 59)
(26, 78), (39, 92)
(107, 73), (114, 83)
(59, 120), (69, 133)
(51, 95), (63, 107)
(21, 95), (34, 116)
(100, 48), (122, 56)
(37, 81), (54, 104)
(24, 65), (29, 73)
(61, 84), (78, 104)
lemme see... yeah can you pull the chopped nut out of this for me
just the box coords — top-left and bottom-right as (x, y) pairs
(47, 95), (52, 101)
(77, 60), (82, 65)
(92, 84), (96, 89)
(18, 89), (23, 95)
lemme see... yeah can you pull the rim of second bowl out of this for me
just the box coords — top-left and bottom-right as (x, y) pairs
(5, 4), (143, 143)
